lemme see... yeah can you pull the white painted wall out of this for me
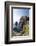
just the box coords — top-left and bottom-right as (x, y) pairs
(0, 0), (36, 46)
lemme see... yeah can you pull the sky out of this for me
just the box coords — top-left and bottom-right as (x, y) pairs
(13, 8), (29, 24)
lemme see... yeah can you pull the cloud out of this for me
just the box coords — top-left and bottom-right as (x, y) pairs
(13, 14), (21, 24)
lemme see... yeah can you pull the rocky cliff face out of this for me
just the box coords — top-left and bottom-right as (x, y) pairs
(19, 16), (29, 29)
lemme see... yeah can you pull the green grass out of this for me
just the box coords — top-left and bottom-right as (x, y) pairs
(21, 24), (29, 36)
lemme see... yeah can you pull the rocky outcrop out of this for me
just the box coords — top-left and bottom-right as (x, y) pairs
(13, 16), (29, 36)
